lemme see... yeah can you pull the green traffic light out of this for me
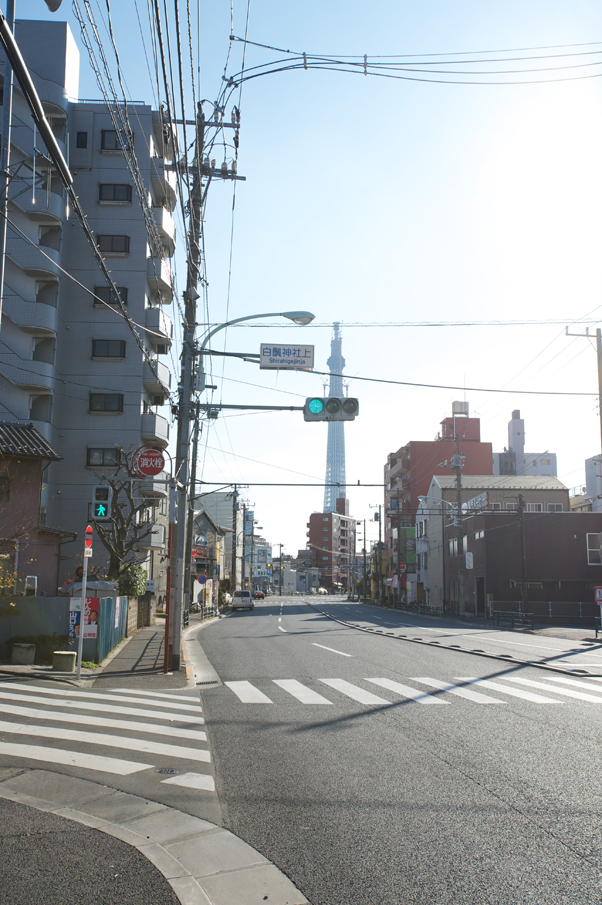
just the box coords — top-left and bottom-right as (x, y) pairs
(308, 398), (324, 414)
(94, 503), (107, 517)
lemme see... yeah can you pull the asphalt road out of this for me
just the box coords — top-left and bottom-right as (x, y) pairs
(197, 596), (602, 905)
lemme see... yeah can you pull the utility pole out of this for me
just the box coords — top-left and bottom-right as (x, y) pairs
(274, 543), (284, 596)
(566, 326), (602, 460)
(0, 0), (15, 322)
(241, 502), (246, 589)
(452, 435), (465, 617)
(363, 518), (367, 602)
(231, 486), (238, 591)
(171, 102), (205, 671)
(378, 504), (382, 604)
(184, 403), (201, 621)
(396, 488), (402, 606)
(517, 492), (527, 614)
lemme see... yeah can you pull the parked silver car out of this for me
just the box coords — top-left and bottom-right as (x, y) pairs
(232, 590), (254, 611)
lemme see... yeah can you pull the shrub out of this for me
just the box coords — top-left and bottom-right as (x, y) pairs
(117, 563), (147, 597)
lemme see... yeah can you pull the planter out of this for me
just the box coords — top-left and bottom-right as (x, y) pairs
(11, 643), (35, 665)
(53, 650), (76, 672)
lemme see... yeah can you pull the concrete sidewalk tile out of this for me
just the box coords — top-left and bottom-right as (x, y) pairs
(80, 789), (168, 823)
(200, 863), (309, 905)
(0, 769), (113, 809)
(53, 806), (110, 829)
(170, 829), (267, 878)
(124, 808), (215, 844)
(101, 822), (153, 847)
(169, 876), (213, 905)
(0, 787), (63, 813)
(137, 841), (191, 879)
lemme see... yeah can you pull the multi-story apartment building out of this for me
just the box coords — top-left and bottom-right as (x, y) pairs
(196, 490), (243, 587)
(307, 497), (356, 591)
(384, 402), (493, 599)
(0, 20), (176, 595)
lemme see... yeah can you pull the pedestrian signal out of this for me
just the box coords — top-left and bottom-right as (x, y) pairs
(303, 397), (359, 422)
(92, 485), (112, 519)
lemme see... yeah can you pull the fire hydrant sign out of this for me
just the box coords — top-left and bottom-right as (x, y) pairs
(133, 447), (165, 477)
(260, 343), (314, 370)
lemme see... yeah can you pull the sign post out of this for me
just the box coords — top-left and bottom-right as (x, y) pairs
(77, 525), (93, 679)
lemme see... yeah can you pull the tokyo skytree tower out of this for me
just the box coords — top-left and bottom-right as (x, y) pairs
(323, 323), (346, 512)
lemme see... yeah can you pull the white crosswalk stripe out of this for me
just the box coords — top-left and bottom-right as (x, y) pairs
(0, 683), (213, 791)
(544, 676), (602, 695)
(273, 680), (332, 704)
(455, 678), (563, 703)
(224, 680), (273, 703)
(410, 678), (505, 703)
(366, 678), (447, 704)
(319, 679), (389, 705)
(498, 676), (602, 703)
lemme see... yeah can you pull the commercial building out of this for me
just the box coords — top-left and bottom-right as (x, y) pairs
(307, 497), (356, 591)
(416, 474), (570, 614)
(0, 20), (176, 593)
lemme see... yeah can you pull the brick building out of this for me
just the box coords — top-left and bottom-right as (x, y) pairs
(307, 498), (356, 591)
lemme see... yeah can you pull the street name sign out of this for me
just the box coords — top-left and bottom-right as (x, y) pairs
(260, 343), (314, 370)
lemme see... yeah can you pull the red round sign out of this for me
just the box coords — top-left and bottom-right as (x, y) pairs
(133, 447), (165, 477)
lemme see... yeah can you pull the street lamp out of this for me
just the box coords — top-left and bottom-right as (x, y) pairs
(196, 309), (315, 393)
(171, 309), (315, 669)
(417, 495), (459, 525)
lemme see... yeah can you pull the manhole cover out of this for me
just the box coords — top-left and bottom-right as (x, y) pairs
(156, 768), (179, 775)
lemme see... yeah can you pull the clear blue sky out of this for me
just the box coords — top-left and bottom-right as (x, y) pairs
(25, 0), (602, 554)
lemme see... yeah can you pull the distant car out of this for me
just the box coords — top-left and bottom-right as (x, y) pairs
(224, 592), (233, 604)
(232, 590), (254, 611)
(253, 590), (265, 599)
(318, 587), (328, 595)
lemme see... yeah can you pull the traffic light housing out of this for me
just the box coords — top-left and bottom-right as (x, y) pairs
(303, 397), (359, 422)
(92, 485), (112, 519)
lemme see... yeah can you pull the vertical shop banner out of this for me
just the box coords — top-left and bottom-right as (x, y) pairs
(68, 601), (80, 639)
(115, 597), (120, 629)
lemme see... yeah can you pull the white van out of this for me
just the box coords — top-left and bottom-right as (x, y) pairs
(232, 590), (254, 611)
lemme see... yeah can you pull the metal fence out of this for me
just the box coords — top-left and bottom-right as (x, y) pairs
(97, 596), (129, 663)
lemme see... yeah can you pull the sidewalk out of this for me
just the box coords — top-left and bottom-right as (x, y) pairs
(0, 617), (309, 905)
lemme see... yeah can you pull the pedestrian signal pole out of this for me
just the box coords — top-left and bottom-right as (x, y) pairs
(77, 525), (93, 679)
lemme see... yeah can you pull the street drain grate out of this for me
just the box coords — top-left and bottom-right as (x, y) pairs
(196, 680), (218, 685)
(156, 768), (179, 775)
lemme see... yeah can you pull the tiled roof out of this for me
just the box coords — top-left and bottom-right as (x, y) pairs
(0, 421), (61, 459)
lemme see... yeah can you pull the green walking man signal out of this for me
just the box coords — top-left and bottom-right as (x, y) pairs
(92, 485), (112, 520)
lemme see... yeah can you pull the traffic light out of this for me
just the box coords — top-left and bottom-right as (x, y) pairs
(92, 485), (112, 519)
(303, 397), (359, 422)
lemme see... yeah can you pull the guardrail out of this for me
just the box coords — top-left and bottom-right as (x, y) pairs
(493, 610), (534, 630)
(418, 604), (443, 617)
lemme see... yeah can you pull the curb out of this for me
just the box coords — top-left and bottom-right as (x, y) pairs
(0, 769), (309, 905)
(307, 602), (602, 678)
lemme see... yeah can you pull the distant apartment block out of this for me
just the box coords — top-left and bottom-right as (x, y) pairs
(493, 410), (557, 477)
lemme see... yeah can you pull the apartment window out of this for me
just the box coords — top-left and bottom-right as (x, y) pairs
(97, 235), (130, 254)
(0, 477), (9, 501)
(322, 556), (328, 561)
(541, 459), (551, 465)
(101, 129), (131, 151)
(323, 517), (328, 522)
(505, 502), (516, 511)
(76, 131), (87, 148)
(323, 536), (328, 541)
(99, 183), (132, 203)
(586, 534), (602, 565)
(94, 286), (128, 307)
(89, 393), (123, 413)
(527, 503), (543, 512)
(87, 448), (119, 467)
(490, 502), (501, 510)
(547, 503), (563, 512)
(92, 340), (126, 359)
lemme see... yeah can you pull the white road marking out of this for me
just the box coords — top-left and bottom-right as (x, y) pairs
(0, 741), (150, 774)
(546, 676), (602, 693)
(500, 676), (602, 703)
(273, 680), (333, 705)
(0, 690), (203, 724)
(411, 678), (505, 703)
(161, 772), (215, 791)
(366, 678), (446, 704)
(112, 688), (201, 703)
(0, 702), (206, 741)
(319, 678), (389, 706)
(0, 720), (210, 762)
(0, 682), (201, 713)
(455, 678), (563, 704)
(312, 643), (352, 657)
(224, 681), (273, 703)
(278, 626), (288, 633)
(278, 617), (282, 622)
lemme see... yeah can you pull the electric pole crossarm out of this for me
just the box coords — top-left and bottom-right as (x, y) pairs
(197, 404), (304, 411)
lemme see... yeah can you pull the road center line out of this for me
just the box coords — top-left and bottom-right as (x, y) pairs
(312, 643), (352, 657)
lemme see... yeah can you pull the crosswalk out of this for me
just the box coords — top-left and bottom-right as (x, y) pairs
(220, 674), (602, 708)
(0, 681), (214, 790)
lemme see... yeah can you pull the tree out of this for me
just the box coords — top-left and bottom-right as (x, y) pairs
(91, 446), (158, 579)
